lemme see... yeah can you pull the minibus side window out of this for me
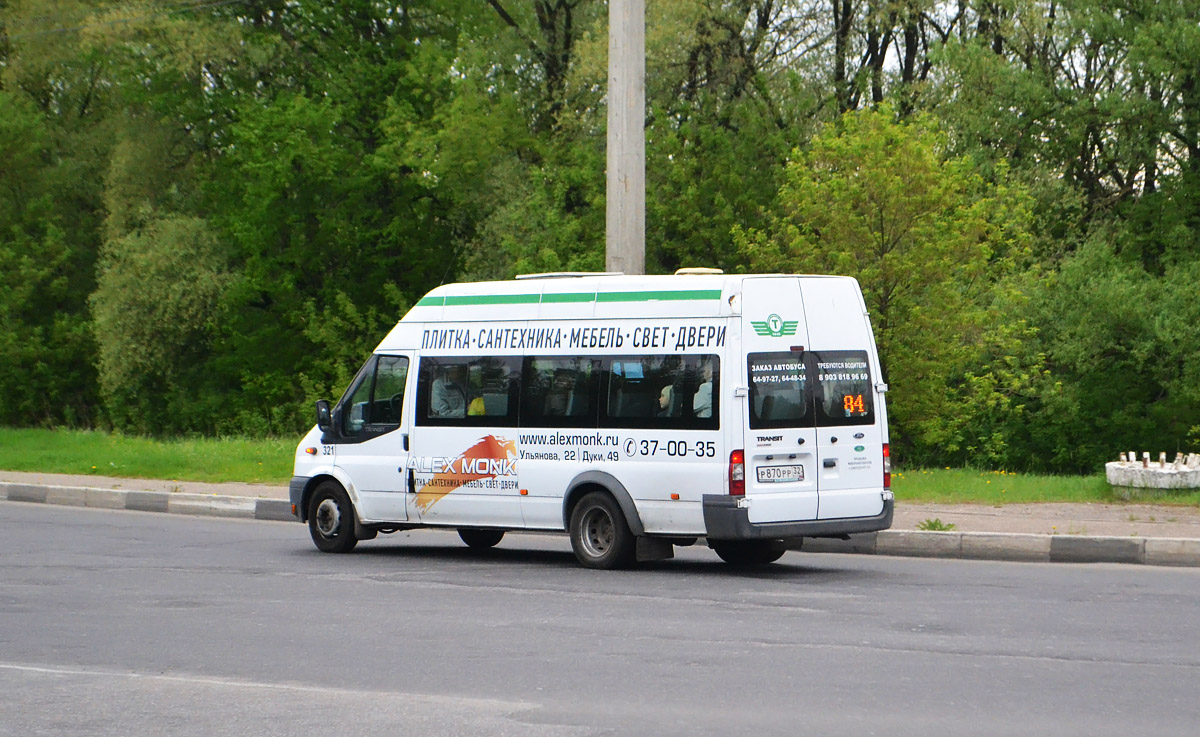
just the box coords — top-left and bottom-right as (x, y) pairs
(812, 350), (874, 426)
(416, 356), (520, 427)
(599, 354), (719, 430)
(339, 355), (409, 438)
(747, 351), (812, 430)
(520, 357), (598, 428)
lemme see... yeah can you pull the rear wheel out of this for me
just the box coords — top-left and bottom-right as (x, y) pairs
(569, 492), (637, 570)
(308, 481), (358, 554)
(711, 539), (786, 566)
(458, 528), (505, 549)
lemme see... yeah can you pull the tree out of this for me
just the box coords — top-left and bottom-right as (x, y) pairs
(934, 1), (1200, 264)
(0, 47), (105, 428)
(738, 106), (1036, 461)
(1018, 230), (1200, 472)
(91, 0), (470, 433)
(483, 0), (603, 132)
(90, 215), (230, 434)
(642, 1), (811, 272)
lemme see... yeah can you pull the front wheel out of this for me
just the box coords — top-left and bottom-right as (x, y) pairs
(458, 528), (505, 549)
(569, 492), (637, 570)
(711, 539), (786, 566)
(308, 481), (358, 554)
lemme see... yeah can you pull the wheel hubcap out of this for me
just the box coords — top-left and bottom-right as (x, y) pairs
(315, 498), (341, 537)
(580, 507), (613, 558)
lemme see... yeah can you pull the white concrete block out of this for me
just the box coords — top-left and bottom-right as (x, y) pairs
(876, 530), (962, 558)
(960, 533), (1050, 562)
(44, 486), (89, 506)
(1106, 461), (1200, 489)
(167, 494), (256, 519)
(1145, 538), (1200, 567)
(84, 488), (128, 509)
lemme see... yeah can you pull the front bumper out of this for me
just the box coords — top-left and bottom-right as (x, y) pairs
(289, 476), (309, 520)
(702, 494), (894, 541)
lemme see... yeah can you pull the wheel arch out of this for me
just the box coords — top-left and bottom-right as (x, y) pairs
(297, 471), (355, 523)
(562, 471), (645, 536)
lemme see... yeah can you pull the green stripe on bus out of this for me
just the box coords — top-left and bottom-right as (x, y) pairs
(595, 289), (723, 302)
(540, 292), (596, 303)
(444, 293), (541, 306)
(426, 289), (723, 307)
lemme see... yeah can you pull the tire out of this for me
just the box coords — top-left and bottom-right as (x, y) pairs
(569, 491), (637, 570)
(307, 481), (358, 554)
(458, 528), (505, 549)
(711, 539), (787, 566)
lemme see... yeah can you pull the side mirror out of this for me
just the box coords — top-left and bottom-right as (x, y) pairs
(315, 400), (332, 432)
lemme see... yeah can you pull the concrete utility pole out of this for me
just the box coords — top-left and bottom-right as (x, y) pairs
(606, 0), (645, 275)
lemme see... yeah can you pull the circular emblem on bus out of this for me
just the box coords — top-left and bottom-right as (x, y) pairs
(767, 314), (783, 335)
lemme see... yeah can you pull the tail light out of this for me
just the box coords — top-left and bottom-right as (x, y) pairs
(883, 443), (891, 490)
(729, 449), (745, 496)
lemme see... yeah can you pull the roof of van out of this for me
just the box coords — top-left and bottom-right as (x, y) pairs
(397, 273), (858, 323)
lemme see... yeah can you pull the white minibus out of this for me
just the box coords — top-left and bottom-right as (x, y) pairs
(290, 271), (893, 568)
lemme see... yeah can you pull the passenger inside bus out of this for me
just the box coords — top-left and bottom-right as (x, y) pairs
(693, 361), (714, 418)
(544, 368), (577, 416)
(430, 365), (468, 418)
(657, 384), (674, 417)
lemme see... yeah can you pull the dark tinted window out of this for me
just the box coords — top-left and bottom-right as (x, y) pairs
(812, 350), (874, 426)
(748, 351), (813, 429)
(416, 356), (520, 427)
(600, 354), (718, 430)
(520, 357), (598, 428)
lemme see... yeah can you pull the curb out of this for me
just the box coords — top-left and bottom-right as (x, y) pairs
(802, 530), (1200, 567)
(1, 482), (295, 523)
(4, 481), (1199, 567)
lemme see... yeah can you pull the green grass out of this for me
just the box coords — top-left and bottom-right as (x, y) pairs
(893, 467), (1200, 506)
(0, 428), (294, 484)
(3, 428), (1199, 505)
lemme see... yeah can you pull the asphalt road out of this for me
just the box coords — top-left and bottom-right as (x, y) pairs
(2, 503), (1198, 736)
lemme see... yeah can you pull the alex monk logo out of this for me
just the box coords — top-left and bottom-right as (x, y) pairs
(750, 313), (799, 338)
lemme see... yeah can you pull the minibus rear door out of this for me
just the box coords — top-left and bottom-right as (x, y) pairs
(740, 277), (819, 524)
(800, 279), (886, 520)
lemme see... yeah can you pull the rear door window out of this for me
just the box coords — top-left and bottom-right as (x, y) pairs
(747, 351), (812, 430)
(812, 350), (874, 426)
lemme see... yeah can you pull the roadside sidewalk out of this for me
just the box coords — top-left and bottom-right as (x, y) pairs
(3, 470), (1199, 566)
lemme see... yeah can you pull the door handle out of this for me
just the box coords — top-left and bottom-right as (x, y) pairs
(403, 433), (410, 451)
(823, 459), (837, 468)
(407, 468), (416, 493)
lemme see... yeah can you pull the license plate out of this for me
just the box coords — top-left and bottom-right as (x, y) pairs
(756, 464), (804, 483)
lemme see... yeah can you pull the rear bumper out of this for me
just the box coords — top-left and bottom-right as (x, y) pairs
(702, 494), (893, 541)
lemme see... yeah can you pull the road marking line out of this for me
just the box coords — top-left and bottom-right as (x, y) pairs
(0, 662), (534, 709)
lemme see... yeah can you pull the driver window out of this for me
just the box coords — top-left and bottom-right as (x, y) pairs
(341, 355), (410, 437)
(374, 355), (410, 424)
